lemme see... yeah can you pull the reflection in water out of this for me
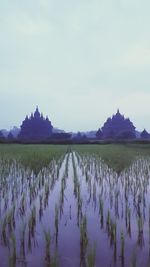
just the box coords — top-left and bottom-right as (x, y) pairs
(0, 151), (150, 266)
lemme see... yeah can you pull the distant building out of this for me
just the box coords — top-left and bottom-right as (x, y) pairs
(7, 132), (14, 141)
(0, 131), (5, 142)
(19, 107), (53, 142)
(73, 132), (87, 141)
(50, 132), (72, 140)
(101, 109), (136, 139)
(96, 129), (103, 139)
(140, 129), (150, 139)
(0, 131), (4, 138)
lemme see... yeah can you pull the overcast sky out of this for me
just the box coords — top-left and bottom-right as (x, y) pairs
(0, 0), (150, 132)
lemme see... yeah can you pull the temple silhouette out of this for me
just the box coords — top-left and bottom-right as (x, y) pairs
(18, 107), (53, 142)
(1, 107), (150, 143)
(140, 129), (150, 139)
(97, 109), (136, 139)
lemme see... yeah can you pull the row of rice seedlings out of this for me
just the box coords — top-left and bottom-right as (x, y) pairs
(92, 182), (97, 208)
(83, 153), (149, 229)
(56, 153), (66, 179)
(1, 214), (8, 245)
(7, 205), (16, 233)
(19, 222), (27, 261)
(44, 229), (58, 267)
(28, 206), (36, 251)
(19, 193), (26, 216)
(80, 215), (88, 266)
(109, 218), (117, 263)
(0, 152), (61, 213)
(64, 152), (70, 178)
(79, 153), (134, 266)
(137, 216), (144, 248)
(71, 152), (79, 198)
(57, 153), (72, 219)
(78, 153), (150, 264)
(71, 152), (85, 226)
(0, 205), (16, 246)
(77, 153), (149, 266)
(59, 177), (65, 216)
(3, 157), (63, 261)
(77, 154), (124, 265)
(1, 148), (150, 266)
(127, 207), (131, 237)
(77, 182), (83, 226)
(0, 147), (67, 264)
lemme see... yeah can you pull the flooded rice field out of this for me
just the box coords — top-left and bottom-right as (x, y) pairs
(0, 145), (150, 267)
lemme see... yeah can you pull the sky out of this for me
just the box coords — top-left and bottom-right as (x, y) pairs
(0, 0), (150, 132)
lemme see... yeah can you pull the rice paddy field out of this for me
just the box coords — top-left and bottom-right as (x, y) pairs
(1, 144), (150, 267)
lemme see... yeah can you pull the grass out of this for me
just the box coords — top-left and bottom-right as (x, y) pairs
(1, 143), (150, 173)
(73, 144), (150, 172)
(0, 144), (68, 174)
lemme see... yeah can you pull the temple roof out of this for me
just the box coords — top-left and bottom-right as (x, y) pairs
(101, 109), (136, 138)
(141, 129), (149, 138)
(142, 129), (148, 133)
(19, 106), (53, 141)
(34, 106), (40, 118)
(113, 109), (124, 119)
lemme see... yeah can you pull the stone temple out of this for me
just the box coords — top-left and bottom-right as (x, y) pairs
(101, 109), (136, 139)
(19, 107), (53, 142)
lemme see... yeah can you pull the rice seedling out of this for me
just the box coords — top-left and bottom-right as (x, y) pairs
(127, 207), (131, 237)
(137, 216), (144, 248)
(55, 204), (59, 245)
(120, 231), (125, 266)
(43, 229), (51, 266)
(1, 215), (7, 245)
(44, 183), (50, 208)
(130, 249), (137, 267)
(9, 233), (17, 267)
(99, 197), (104, 229)
(20, 222), (26, 260)
(48, 255), (58, 267)
(80, 215), (88, 259)
(20, 193), (26, 216)
(39, 194), (43, 221)
(92, 182), (96, 208)
(28, 206), (36, 238)
(87, 244), (96, 267)
(106, 210), (111, 237)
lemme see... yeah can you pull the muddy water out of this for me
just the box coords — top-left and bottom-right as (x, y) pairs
(0, 152), (150, 267)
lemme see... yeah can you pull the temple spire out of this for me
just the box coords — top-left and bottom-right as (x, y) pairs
(34, 106), (40, 118)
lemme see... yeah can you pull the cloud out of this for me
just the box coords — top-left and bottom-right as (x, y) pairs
(1, 7), (51, 36)
(0, 0), (150, 131)
(119, 42), (150, 68)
